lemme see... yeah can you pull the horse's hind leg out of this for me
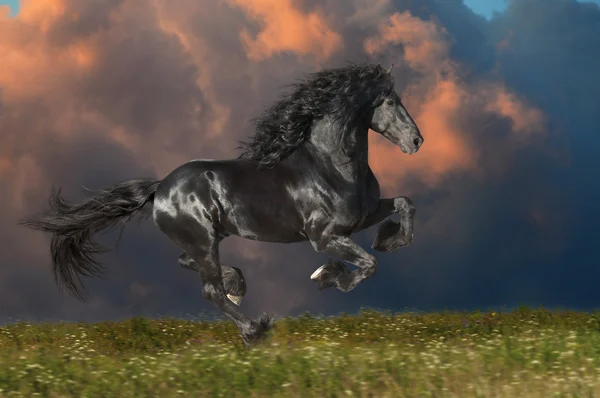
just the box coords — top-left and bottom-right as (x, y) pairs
(179, 253), (247, 306)
(166, 226), (271, 346)
(154, 208), (272, 345)
(178, 252), (199, 270)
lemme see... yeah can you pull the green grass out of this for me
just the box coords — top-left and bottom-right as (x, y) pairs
(2, 306), (600, 397)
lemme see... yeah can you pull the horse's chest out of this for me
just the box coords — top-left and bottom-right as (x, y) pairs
(329, 189), (375, 231)
(309, 160), (379, 232)
(350, 169), (379, 218)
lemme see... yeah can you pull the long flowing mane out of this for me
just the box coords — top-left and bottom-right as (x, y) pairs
(238, 63), (395, 168)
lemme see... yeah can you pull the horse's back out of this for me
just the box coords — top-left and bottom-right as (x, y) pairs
(153, 159), (307, 243)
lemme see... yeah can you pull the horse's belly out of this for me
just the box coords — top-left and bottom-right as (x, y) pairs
(221, 202), (307, 243)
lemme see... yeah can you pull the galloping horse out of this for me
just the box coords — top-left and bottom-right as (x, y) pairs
(21, 64), (423, 346)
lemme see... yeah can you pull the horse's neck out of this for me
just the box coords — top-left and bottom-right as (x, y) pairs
(306, 117), (370, 183)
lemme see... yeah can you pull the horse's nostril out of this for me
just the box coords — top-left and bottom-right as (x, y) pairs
(413, 137), (423, 148)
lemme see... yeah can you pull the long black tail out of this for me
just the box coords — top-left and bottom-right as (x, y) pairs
(20, 179), (161, 301)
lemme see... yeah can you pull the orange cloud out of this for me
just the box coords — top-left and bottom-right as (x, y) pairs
(0, 16), (97, 102)
(369, 79), (477, 190)
(0, 157), (10, 176)
(0, 0), (231, 186)
(364, 11), (546, 194)
(19, 0), (66, 32)
(154, 4), (232, 142)
(364, 11), (449, 72)
(486, 89), (545, 135)
(346, 0), (393, 28)
(228, 0), (343, 61)
(0, 4), (548, 205)
(0, 5), (10, 18)
(68, 41), (97, 68)
(364, 12), (473, 192)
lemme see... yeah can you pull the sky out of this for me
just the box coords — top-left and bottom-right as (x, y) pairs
(0, 0), (599, 324)
(463, 0), (508, 18)
(464, 0), (600, 18)
(8, 0), (600, 20)
(0, 0), (18, 16)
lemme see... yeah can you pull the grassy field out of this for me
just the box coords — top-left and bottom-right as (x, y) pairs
(1, 307), (600, 397)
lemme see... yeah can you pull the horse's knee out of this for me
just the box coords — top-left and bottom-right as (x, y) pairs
(362, 255), (378, 278)
(310, 238), (328, 253)
(394, 196), (416, 215)
(201, 283), (214, 300)
(202, 282), (225, 303)
(310, 234), (353, 253)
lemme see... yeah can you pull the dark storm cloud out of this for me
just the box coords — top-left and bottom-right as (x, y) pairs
(0, 0), (598, 324)
(482, 0), (600, 309)
(342, 0), (600, 313)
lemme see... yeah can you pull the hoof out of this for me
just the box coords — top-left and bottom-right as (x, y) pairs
(394, 196), (416, 215)
(222, 265), (247, 301)
(241, 313), (274, 347)
(310, 260), (349, 290)
(227, 294), (243, 306)
(310, 265), (326, 280)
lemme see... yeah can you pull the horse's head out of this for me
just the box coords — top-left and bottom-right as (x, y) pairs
(369, 67), (423, 155)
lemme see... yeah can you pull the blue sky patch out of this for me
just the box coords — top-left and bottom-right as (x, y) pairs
(464, 0), (600, 19)
(0, 0), (19, 17)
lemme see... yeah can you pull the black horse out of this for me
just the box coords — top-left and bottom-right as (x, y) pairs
(21, 63), (423, 346)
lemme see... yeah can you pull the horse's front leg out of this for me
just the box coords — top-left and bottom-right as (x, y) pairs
(308, 235), (377, 292)
(360, 196), (416, 252)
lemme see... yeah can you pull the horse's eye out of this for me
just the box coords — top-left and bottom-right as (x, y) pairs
(386, 98), (395, 106)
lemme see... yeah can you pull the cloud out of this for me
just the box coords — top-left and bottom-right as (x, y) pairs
(0, 0), (225, 319)
(0, 5), (10, 18)
(0, 0), (343, 320)
(228, 0), (343, 61)
(0, 0), (597, 323)
(484, 87), (545, 135)
(363, 11), (545, 191)
(364, 11), (449, 71)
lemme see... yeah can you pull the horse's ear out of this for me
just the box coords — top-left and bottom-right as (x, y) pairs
(386, 64), (394, 74)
